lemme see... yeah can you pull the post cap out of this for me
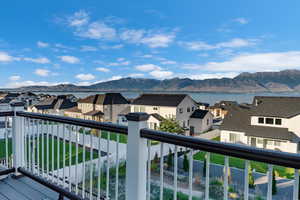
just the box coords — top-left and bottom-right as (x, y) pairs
(125, 112), (149, 122)
(10, 101), (25, 107)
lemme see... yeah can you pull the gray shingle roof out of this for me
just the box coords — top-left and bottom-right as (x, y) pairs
(220, 105), (299, 141)
(132, 94), (187, 107)
(252, 96), (300, 118)
(190, 109), (209, 119)
(150, 113), (165, 121)
(78, 93), (129, 105)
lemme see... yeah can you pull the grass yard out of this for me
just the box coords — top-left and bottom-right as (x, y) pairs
(194, 151), (294, 179)
(0, 136), (99, 171)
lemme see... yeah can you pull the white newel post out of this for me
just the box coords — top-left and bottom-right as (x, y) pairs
(125, 112), (149, 200)
(11, 102), (25, 175)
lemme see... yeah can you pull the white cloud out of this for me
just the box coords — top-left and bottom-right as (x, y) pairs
(59, 55), (80, 64)
(149, 70), (173, 79)
(120, 29), (176, 48)
(35, 69), (50, 77)
(37, 41), (49, 48)
(187, 72), (239, 80)
(140, 54), (153, 58)
(80, 45), (98, 51)
(160, 60), (177, 65)
(135, 64), (161, 72)
(9, 75), (21, 81)
(5, 81), (69, 88)
(141, 33), (175, 48)
(23, 57), (50, 64)
(234, 18), (249, 24)
(0, 51), (13, 62)
(96, 67), (110, 72)
(180, 38), (257, 51)
(76, 73), (95, 80)
(68, 10), (90, 27)
(183, 51), (300, 72)
(108, 60), (130, 66)
(128, 73), (144, 78)
(100, 44), (124, 50)
(76, 22), (116, 40)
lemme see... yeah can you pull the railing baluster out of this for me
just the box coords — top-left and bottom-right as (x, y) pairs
(46, 121), (49, 179)
(188, 149), (193, 200)
(293, 169), (299, 200)
(147, 140), (151, 200)
(75, 126), (79, 195)
(37, 119), (40, 176)
(42, 120), (45, 177)
(115, 133), (120, 200)
(224, 156), (229, 200)
(159, 142), (164, 200)
(33, 120), (36, 174)
(97, 130), (102, 199)
(82, 127), (86, 198)
(28, 119), (32, 172)
(267, 164), (273, 200)
(24, 118), (28, 170)
(5, 117), (9, 168)
(174, 145), (178, 200)
(244, 160), (249, 200)
(106, 132), (110, 199)
(89, 130), (93, 200)
(69, 125), (72, 191)
(57, 123), (60, 185)
(51, 122), (55, 182)
(205, 152), (210, 200)
(63, 124), (66, 187)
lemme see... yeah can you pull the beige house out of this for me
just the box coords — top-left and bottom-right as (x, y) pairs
(220, 96), (300, 153)
(130, 94), (213, 135)
(65, 93), (130, 123)
(209, 101), (237, 119)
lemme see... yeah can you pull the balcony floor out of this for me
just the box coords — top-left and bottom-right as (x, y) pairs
(0, 175), (66, 200)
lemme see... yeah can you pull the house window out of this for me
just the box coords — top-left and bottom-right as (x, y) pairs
(134, 106), (139, 112)
(267, 140), (274, 145)
(140, 106), (146, 112)
(274, 141), (281, 146)
(187, 107), (190, 112)
(179, 108), (183, 113)
(275, 119), (282, 125)
(192, 107), (194, 112)
(258, 117), (264, 124)
(229, 133), (240, 143)
(207, 119), (209, 125)
(257, 138), (264, 144)
(153, 107), (158, 110)
(265, 118), (274, 125)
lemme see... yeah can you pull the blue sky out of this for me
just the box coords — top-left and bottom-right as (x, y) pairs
(1, 0), (300, 88)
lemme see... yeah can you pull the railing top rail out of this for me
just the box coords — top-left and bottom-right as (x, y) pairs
(16, 111), (128, 134)
(0, 111), (14, 117)
(141, 128), (300, 169)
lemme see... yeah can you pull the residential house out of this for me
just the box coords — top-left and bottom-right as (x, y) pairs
(130, 94), (213, 135)
(65, 93), (130, 123)
(220, 96), (300, 153)
(28, 95), (77, 115)
(209, 101), (237, 119)
(189, 109), (213, 136)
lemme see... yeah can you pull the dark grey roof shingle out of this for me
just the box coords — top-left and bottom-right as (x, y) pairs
(132, 94), (187, 107)
(78, 93), (129, 105)
(190, 109), (209, 119)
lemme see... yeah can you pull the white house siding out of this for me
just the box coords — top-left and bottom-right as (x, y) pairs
(286, 115), (300, 137)
(147, 115), (161, 130)
(130, 105), (177, 119)
(220, 130), (298, 153)
(176, 96), (198, 128)
(189, 113), (213, 134)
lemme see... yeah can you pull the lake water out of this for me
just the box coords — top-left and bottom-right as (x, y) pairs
(35, 91), (300, 105)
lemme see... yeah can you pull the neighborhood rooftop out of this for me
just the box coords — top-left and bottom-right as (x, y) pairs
(132, 94), (188, 107)
(78, 93), (129, 105)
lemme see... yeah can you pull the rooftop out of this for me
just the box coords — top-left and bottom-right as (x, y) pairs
(132, 93), (188, 107)
(78, 93), (129, 105)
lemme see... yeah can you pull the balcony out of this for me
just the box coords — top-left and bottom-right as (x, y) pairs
(0, 104), (300, 200)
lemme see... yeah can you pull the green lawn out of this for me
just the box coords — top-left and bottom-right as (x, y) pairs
(0, 136), (99, 171)
(194, 151), (294, 179)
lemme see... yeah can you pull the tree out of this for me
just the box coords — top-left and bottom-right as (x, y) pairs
(167, 148), (173, 169)
(248, 165), (255, 188)
(183, 153), (189, 172)
(159, 118), (184, 134)
(272, 169), (277, 195)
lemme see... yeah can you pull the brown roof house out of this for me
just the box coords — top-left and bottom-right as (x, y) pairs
(220, 96), (300, 153)
(65, 93), (130, 122)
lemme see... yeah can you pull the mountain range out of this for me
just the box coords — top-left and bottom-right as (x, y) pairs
(12, 69), (300, 93)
